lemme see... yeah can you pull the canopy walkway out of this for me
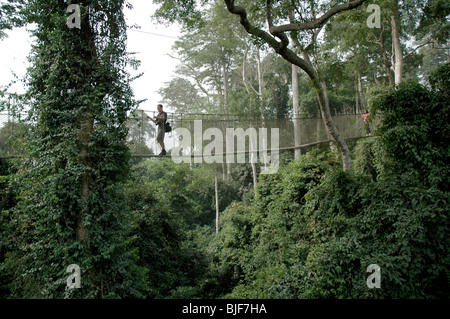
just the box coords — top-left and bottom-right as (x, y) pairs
(0, 109), (371, 160)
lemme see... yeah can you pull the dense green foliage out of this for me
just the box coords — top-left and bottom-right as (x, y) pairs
(122, 160), (256, 298)
(0, 0), (449, 300)
(199, 65), (449, 299)
(373, 66), (450, 189)
(1, 65), (448, 297)
(1, 0), (147, 298)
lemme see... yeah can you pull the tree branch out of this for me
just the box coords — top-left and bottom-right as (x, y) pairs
(266, 0), (289, 52)
(242, 43), (260, 96)
(403, 41), (434, 60)
(290, 0), (303, 19)
(272, 0), (366, 32)
(167, 53), (211, 96)
(223, 0), (280, 51)
(224, 0), (316, 79)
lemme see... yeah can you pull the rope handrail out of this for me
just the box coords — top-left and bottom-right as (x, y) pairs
(0, 136), (374, 160)
(124, 136), (373, 158)
(1, 110), (366, 121)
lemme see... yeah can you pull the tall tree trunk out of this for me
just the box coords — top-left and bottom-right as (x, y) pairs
(300, 52), (349, 169)
(222, 56), (232, 177)
(379, 26), (395, 87)
(257, 49), (263, 106)
(222, 59), (229, 111)
(215, 172), (219, 234)
(355, 73), (360, 113)
(78, 110), (93, 242)
(391, 13), (403, 85)
(320, 80), (339, 155)
(292, 63), (301, 160)
(357, 71), (365, 110)
(77, 11), (97, 243)
(251, 163), (258, 197)
(250, 134), (258, 198)
(242, 45), (263, 188)
(242, 43), (251, 93)
(373, 68), (381, 85)
(256, 49), (269, 172)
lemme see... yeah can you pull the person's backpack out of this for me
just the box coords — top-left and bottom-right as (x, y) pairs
(164, 122), (172, 133)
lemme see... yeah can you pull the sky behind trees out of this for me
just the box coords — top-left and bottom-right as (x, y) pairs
(0, 1), (181, 112)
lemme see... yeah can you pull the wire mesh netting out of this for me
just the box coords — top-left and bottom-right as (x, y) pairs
(0, 109), (372, 159)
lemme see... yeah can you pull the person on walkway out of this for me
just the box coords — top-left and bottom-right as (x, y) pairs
(147, 104), (167, 155)
(363, 109), (371, 136)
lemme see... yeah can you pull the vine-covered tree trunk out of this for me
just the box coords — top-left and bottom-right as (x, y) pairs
(77, 110), (93, 242)
(77, 10), (96, 243)
(5, 0), (146, 298)
(379, 26), (395, 87)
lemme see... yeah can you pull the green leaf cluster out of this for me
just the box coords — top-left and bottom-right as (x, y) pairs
(206, 65), (449, 298)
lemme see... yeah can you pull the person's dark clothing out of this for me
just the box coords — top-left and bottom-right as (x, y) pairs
(156, 111), (167, 142)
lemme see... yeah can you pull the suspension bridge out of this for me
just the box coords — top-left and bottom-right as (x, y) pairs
(0, 109), (371, 160)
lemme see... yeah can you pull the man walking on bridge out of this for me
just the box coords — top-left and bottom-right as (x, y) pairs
(147, 104), (167, 156)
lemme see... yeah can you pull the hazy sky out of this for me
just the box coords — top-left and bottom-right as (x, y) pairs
(0, 1), (181, 113)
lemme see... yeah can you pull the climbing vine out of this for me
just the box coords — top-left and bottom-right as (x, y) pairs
(3, 0), (146, 298)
